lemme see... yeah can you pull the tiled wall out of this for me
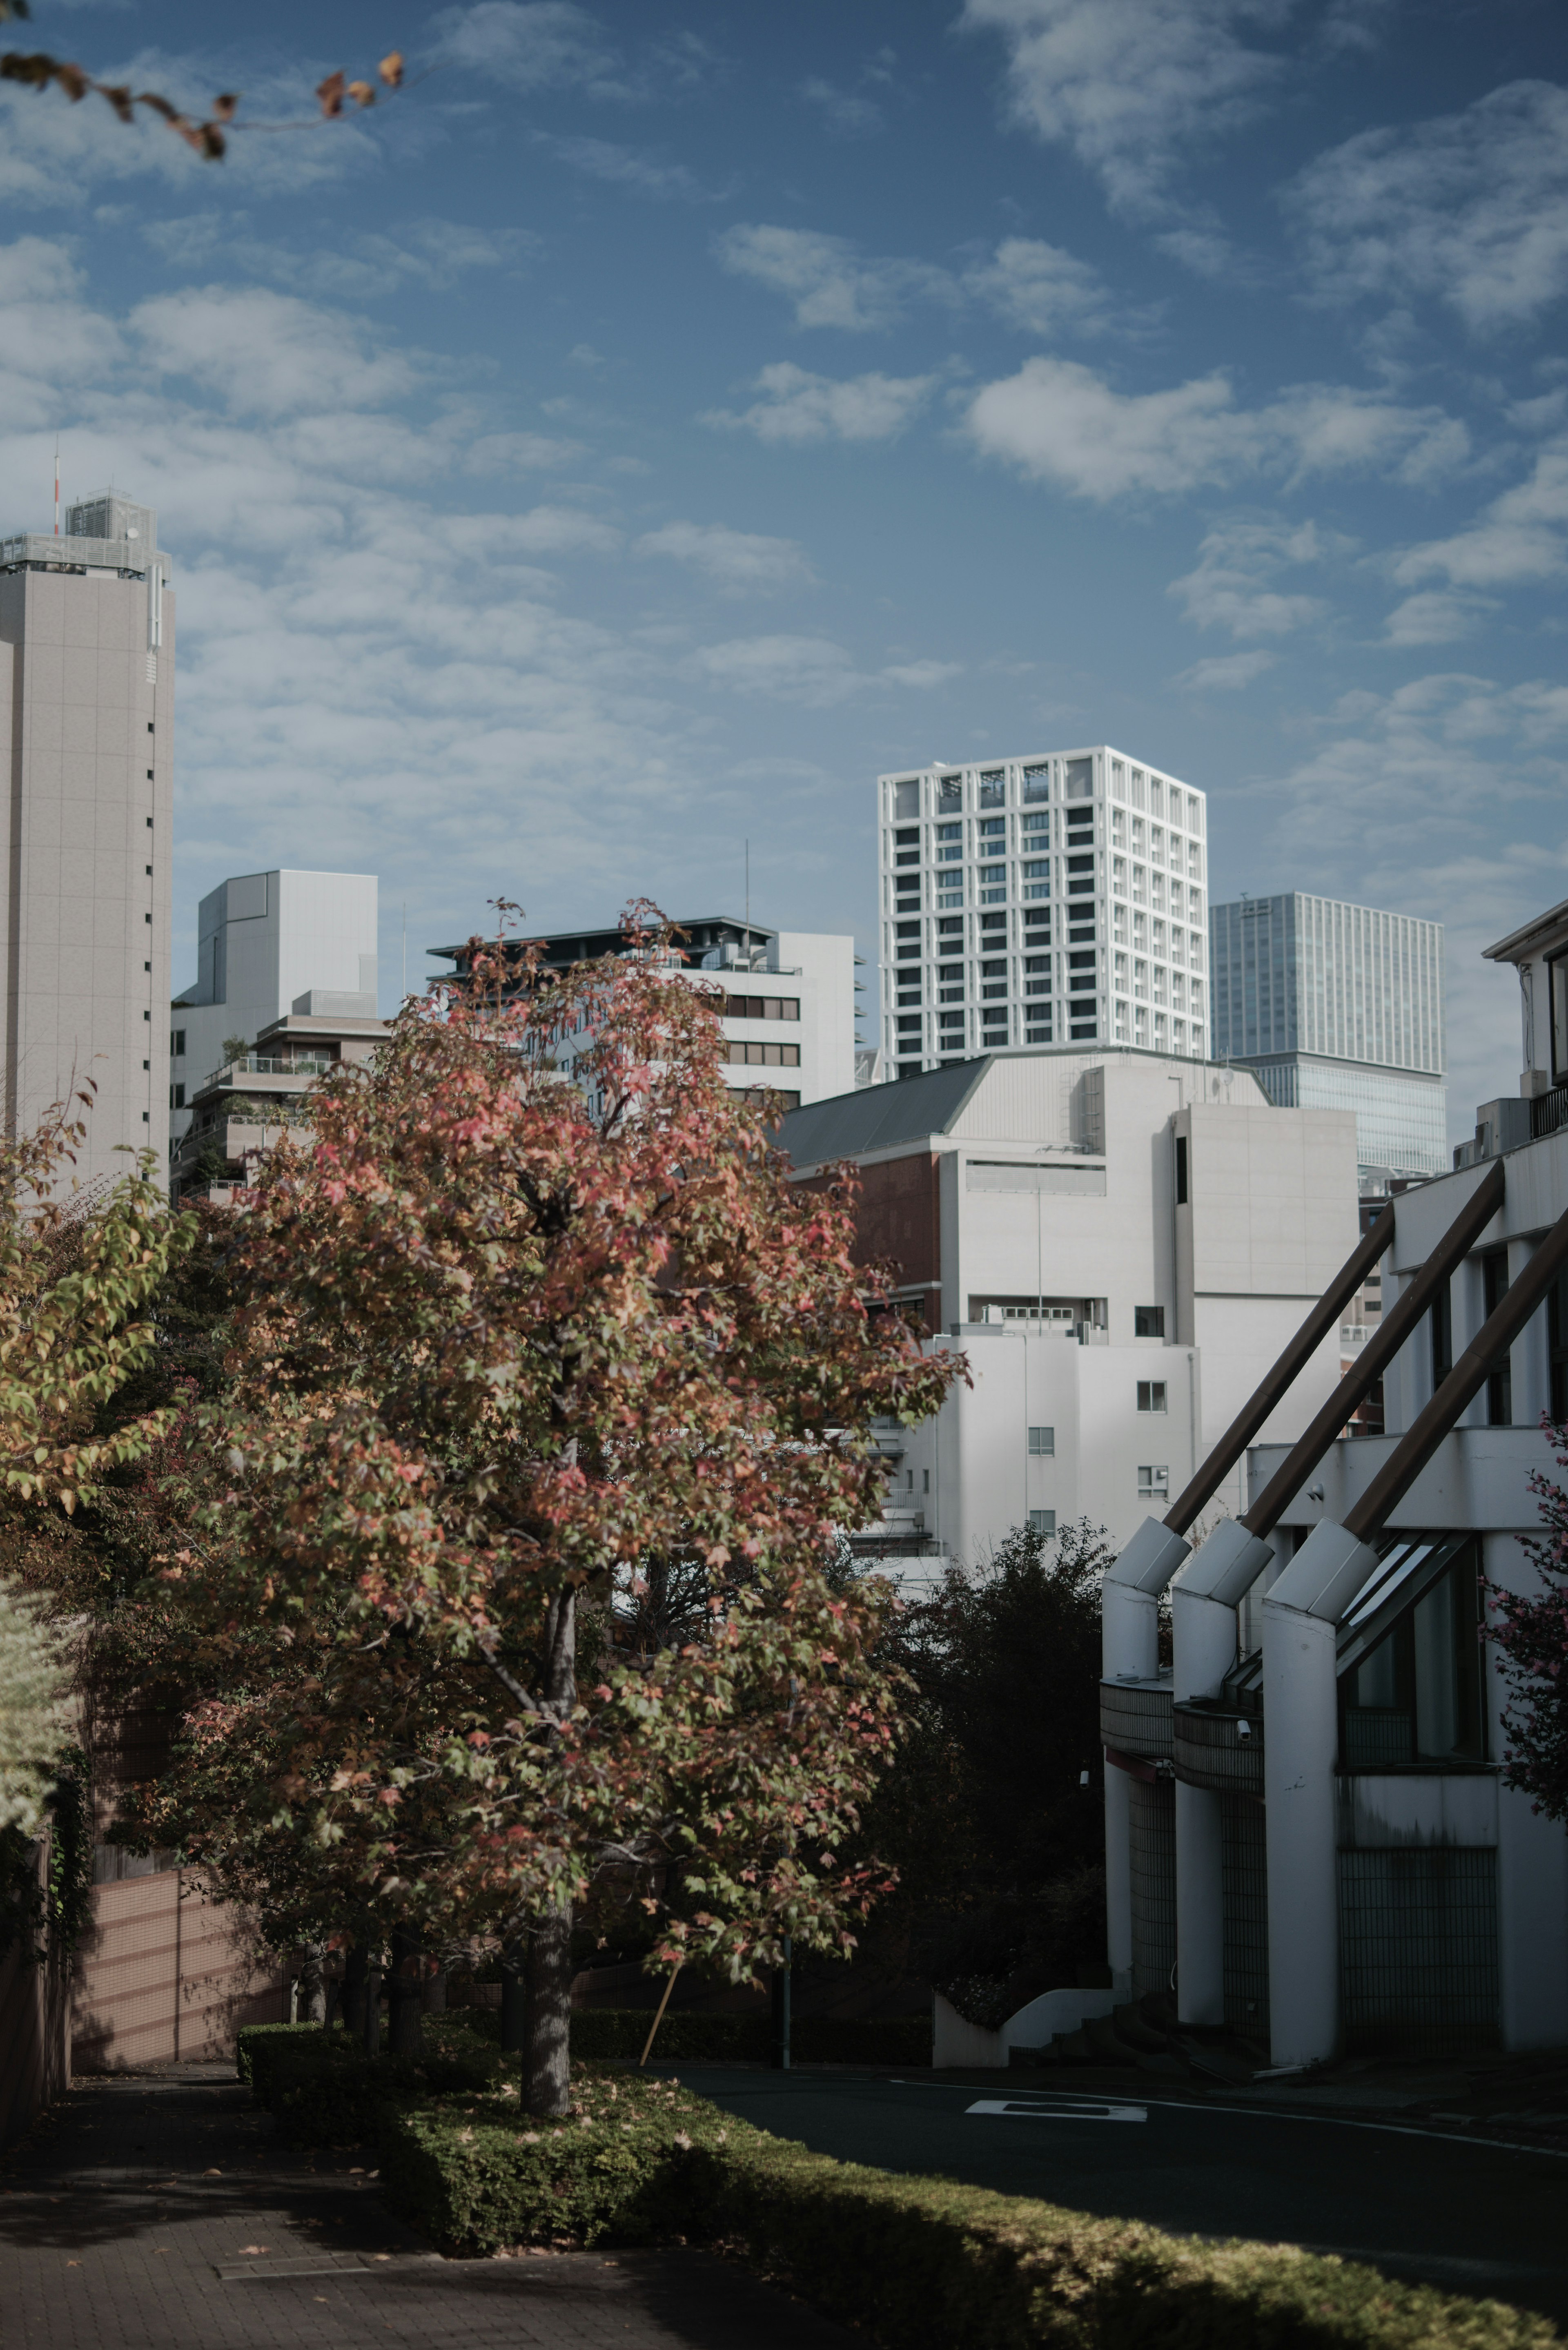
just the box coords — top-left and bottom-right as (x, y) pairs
(71, 1868), (287, 2070)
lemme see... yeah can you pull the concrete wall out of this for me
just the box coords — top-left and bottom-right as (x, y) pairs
(773, 930), (857, 1104)
(71, 1868), (287, 2070)
(0, 566), (173, 1187)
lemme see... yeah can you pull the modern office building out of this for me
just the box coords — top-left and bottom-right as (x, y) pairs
(429, 914), (858, 1109)
(1209, 893), (1446, 1180)
(875, 747), (1209, 1079)
(169, 998), (390, 1204)
(170, 869), (379, 1152)
(778, 1049), (1357, 1556)
(0, 492), (174, 1185)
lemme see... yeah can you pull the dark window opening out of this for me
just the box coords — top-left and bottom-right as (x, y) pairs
(1550, 950), (1568, 1086)
(1549, 1269), (1568, 1423)
(1431, 1279), (1453, 1394)
(1339, 1547), (1485, 1769)
(1174, 1136), (1188, 1205)
(1481, 1249), (1511, 1425)
(1135, 1306), (1165, 1338)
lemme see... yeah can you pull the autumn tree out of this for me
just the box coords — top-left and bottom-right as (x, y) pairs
(1489, 1420), (1568, 1821)
(137, 916), (960, 2113)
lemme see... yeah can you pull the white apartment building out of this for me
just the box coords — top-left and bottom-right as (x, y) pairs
(876, 747), (1208, 1081)
(0, 493), (174, 1185)
(779, 1049), (1357, 1561)
(429, 914), (857, 1109)
(171, 870), (379, 1155)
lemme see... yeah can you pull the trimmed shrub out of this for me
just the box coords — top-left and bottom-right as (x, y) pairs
(236, 2021), (324, 2098)
(378, 2079), (1559, 2349)
(242, 2018), (501, 2147)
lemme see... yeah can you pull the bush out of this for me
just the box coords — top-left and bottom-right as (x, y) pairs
(236, 2021), (323, 2098)
(570, 2008), (930, 2065)
(379, 2079), (1558, 2348)
(239, 2018), (501, 2147)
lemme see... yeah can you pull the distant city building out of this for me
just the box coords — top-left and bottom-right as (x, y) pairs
(1209, 893), (1446, 1180)
(876, 747), (1208, 1079)
(170, 870), (379, 1153)
(428, 914), (858, 1109)
(778, 1048), (1358, 1555)
(0, 492), (173, 1184)
(169, 998), (389, 1205)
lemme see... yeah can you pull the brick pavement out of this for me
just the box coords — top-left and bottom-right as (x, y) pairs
(0, 2062), (866, 2348)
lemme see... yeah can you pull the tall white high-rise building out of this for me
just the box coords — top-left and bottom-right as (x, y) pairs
(876, 747), (1208, 1079)
(170, 870), (379, 1150)
(0, 492), (174, 1184)
(1208, 892), (1446, 1179)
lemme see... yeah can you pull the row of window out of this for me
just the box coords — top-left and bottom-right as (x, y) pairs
(718, 994), (799, 1022)
(724, 1041), (800, 1067)
(886, 760), (1205, 836)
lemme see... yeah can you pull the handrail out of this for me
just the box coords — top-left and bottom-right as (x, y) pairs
(1160, 1206), (1395, 1536)
(1345, 1197), (1568, 1538)
(1241, 1159), (1506, 1538)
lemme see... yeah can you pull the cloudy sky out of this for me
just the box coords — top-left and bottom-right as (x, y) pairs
(2, 0), (1565, 1130)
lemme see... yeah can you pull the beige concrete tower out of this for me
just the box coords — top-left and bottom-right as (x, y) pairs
(0, 493), (174, 1189)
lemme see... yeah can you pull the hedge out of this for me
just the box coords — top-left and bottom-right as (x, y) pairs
(375, 2073), (1559, 2350)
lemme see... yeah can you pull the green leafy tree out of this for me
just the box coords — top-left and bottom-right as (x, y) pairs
(1490, 1420), (1568, 1819)
(134, 916), (960, 2112)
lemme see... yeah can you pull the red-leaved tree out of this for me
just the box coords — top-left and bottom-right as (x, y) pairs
(1489, 1417), (1568, 1822)
(137, 915), (960, 2112)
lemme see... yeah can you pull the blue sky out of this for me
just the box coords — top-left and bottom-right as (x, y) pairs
(2, 0), (1566, 1132)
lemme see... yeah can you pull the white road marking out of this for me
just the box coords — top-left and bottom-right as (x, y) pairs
(966, 2098), (1147, 2123)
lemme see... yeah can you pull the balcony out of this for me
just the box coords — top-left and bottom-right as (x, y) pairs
(206, 1053), (333, 1086)
(1532, 1084), (1568, 1142)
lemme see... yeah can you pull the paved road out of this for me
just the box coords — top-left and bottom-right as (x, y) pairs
(662, 2066), (1568, 2323)
(0, 2063), (864, 2350)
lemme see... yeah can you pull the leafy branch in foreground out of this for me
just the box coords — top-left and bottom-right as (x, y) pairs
(0, 5), (405, 161)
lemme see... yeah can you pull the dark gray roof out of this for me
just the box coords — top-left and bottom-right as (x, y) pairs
(777, 1059), (992, 1168)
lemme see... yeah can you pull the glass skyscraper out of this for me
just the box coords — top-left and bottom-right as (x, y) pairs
(1209, 893), (1446, 1178)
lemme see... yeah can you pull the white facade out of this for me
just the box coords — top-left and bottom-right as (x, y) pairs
(877, 746), (1208, 1079)
(0, 493), (174, 1186)
(780, 1049), (1357, 1563)
(172, 870), (379, 1149)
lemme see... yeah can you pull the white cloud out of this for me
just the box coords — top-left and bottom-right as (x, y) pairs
(1177, 650), (1276, 689)
(799, 79), (884, 137)
(1287, 80), (1568, 334)
(714, 223), (952, 331)
(544, 136), (713, 201)
(881, 659), (962, 689)
(1381, 591), (1494, 648)
(704, 362), (936, 446)
(634, 521), (814, 591)
(1169, 517), (1335, 639)
(963, 236), (1111, 336)
(143, 214), (539, 301)
(958, 0), (1293, 217)
(965, 357), (1467, 500)
(129, 287), (419, 418)
(691, 634), (860, 705)
(1393, 443), (1568, 591)
(430, 2), (620, 94)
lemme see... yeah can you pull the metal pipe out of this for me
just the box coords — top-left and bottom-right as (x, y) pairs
(1345, 1190), (1568, 1540)
(1242, 1159), (1506, 1540)
(1160, 1208), (1394, 1536)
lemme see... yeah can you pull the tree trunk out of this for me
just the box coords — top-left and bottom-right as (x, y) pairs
(386, 1926), (423, 2057)
(298, 1944), (327, 2026)
(499, 1939), (528, 2053)
(362, 1947), (383, 2057)
(524, 1902), (572, 2116)
(341, 1942), (368, 2042)
(524, 1585), (577, 2116)
(423, 1964), (448, 2015)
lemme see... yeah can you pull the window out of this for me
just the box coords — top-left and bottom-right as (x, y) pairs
(897, 1014), (922, 1034)
(980, 911), (1007, 934)
(938, 915), (964, 942)
(939, 1009), (965, 1032)
(725, 996), (800, 1021)
(726, 1041), (800, 1066)
(1551, 950), (1568, 1084)
(1137, 1465), (1169, 1498)
(1341, 1546), (1485, 1767)
(978, 769), (1005, 807)
(170, 1083), (185, 1109)
(893, 779), (920, 820)
(171, 1028), (185, 1056)
(1022, 764), (1049, 802)
(1137, 1381), (1167, 1412)
(1550, 1268), (1568, 1422)
(937, 774), (962, 810)
(1026, 1021), (1051, 1043)
(1430, 1278), (1452, 1392)
(1029, 1509), (1057, 1535)
(1135, 1306), (1165, 1338)
(977, 816), (1005, 840)
(1028, 1426), (1055, 1455)
(896, 920), (920, 939)
(894, 826), (919, 849)
(1174, 1137), (1188, 1204)
(1064, 758), (1093, 800)
(1482, 1249), (1511, 1425)
(1020, 809), (1048, 835)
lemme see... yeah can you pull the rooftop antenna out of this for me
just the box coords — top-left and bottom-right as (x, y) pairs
(53, 435), (59, 537)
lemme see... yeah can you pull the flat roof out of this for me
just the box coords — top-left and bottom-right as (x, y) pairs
(429, 915), (776, 962)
